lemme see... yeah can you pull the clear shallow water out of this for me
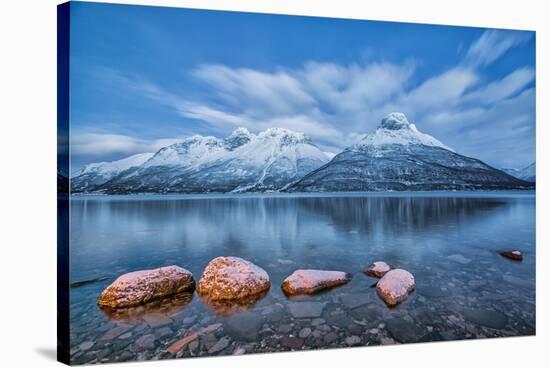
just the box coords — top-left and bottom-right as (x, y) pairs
(69, 192), (536, 364)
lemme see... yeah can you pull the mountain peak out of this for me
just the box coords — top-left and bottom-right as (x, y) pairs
(379, 112), (411, 130)
(258, 127), (311, 144)
(229, 127), (253, 138)
(356, 113), (453, 152)
(225, 127), (253, 149)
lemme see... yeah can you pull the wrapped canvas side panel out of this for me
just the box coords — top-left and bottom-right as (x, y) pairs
(57, 2), (70, 365)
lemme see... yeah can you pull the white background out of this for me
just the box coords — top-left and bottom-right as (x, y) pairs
(0, 0), (546, 366)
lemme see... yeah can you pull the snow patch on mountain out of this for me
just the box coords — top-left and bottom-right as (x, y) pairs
(354, 112), (453, 152)
(142, 135), (227, 169)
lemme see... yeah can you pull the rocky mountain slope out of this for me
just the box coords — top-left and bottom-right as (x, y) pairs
(502, 163), (535, 183)
(71, 152), (154, 192)
(287, 113), (532, 192)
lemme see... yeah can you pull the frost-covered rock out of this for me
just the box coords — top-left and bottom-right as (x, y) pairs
(500, 250), (523, 261)
(288, 113), (532, 192)
(98, 266), (195, 308)
(376, 269), (415, 306)
(281, 269), (351, 296)
(197, 257), (270, 301)
(364, 261), (391, 278)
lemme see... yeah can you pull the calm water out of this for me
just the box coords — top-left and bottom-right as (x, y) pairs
(69, 192), (536, 364)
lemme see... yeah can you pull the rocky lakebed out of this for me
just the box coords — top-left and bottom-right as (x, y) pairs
(68, 193), (536, 364)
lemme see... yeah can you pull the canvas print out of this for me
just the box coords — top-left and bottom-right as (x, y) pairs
(57, 1), (536, 365)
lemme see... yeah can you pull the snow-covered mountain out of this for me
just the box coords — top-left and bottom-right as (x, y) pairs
(82, 127), (330, 194)
(502, 162), (535, 182)
(71, 152), (154, 192)
(288, 113), (532, 192)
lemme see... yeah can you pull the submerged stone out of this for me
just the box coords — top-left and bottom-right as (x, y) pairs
(345, 335), (362, 346)
(224, 312), (263, 342)
(98, 266), (195, 308)
(386, 318), (426, 343)
(208, 336), (230, 354)
(447, 254), (472, 265)
(281, 336), (304, 349)
(461, 308), (508, 329)
(287, 301), (326, 318)
(135, 334), (156, 351)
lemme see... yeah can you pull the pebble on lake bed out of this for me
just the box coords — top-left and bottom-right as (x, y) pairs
(376, 269), (415, 307)
(364, 261), (391, 278)
(197, 256), (271, 301)
(98, 265), (195, 308)
(281, 269), (352, 296)
(500, 250), (523, 261)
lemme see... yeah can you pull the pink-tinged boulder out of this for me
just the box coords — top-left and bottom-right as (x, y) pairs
(364, 261), (391, 278)
(281, 269), (352, 296)
(376, 269), (415, 306)
(98, 266), (195, 308)
(197, 257), (270, 301)
(500, 250), (523, 261)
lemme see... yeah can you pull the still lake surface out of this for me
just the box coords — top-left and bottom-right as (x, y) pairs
(69, 192), (536, 364)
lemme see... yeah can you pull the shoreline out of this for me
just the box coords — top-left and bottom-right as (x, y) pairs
(69, 190), (536, 201)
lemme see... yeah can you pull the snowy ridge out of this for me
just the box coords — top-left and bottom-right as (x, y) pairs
(138, 127), (327, 171)
(142, 135), (227, 169)
(83, 127), (330, 193)
(76, 152), (155, 177)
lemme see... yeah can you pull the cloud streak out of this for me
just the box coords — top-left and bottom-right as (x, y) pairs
(464, 29), (533, 67)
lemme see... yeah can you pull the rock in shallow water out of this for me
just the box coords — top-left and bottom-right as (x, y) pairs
(281, 269), (351, 296)
(345, 335), (362, 346)
(376, 269), (415, 306)
(281, 336), (304, 349)
(386, 318), (426, 343)
(461, 308), (508, 329)
(135, 334), (156, 351)
(447, 254), (472, 265)
(364, 261), (391, 278)
(299, 327), (312, 338)
(197, 256), (270, 301)
(98, 266), (195, 308)
(208, 336), (230, 354)
(224, 312), (264, 342)
(500, 250), (523, 261)
(287, 301), (326, 318)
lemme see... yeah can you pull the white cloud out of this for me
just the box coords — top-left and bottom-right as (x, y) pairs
(193, 65), (317, 117)
(464, 29), (533, 67)
(181, 61), (415, 148)
(71, 133), (183, 156)
(462, 67), (535, 105)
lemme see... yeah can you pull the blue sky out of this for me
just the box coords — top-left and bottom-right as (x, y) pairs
(69, 1), (535, 173)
